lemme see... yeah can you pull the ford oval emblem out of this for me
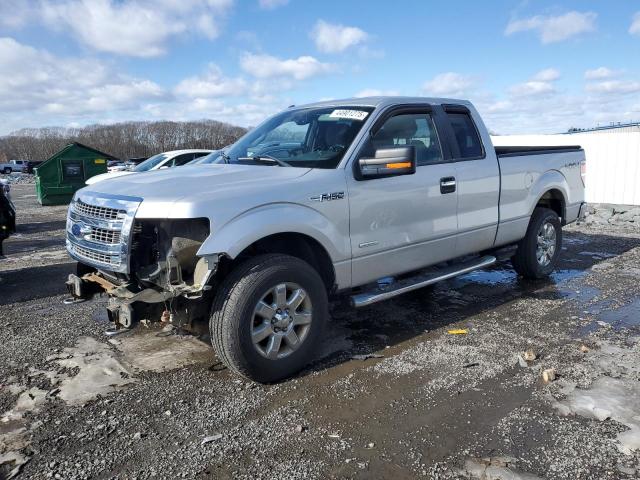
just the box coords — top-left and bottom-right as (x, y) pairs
(71, 223), (82, 237)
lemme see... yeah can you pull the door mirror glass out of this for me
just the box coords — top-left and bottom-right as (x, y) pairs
(358, 146), (416, 179)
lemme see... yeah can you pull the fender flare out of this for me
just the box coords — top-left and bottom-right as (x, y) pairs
(196, 202), (348, 262)
(528, 170), (569, 219)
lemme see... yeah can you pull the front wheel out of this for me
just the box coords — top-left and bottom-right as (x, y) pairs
(209, 254), (328, 383)
(511, 207), (562, 279)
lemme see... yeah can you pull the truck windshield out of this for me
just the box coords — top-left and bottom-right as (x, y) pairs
(134, 153), (169, 172)
(217, 106), (374, 169)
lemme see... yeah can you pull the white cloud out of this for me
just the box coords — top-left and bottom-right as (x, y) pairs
(630, 12), (640, 36)
(585, 80), (640, 95)
(240, 53), (334, 80)
(0, 0), (36, 28)
(533, 68), (560, 82)
(584, 67), (619, 80)
(174, 64), (247, 98)
(422, 72), (475, 97)
(311, 20), (369, 53)
(258, 0), (289, 9)
(510, 81), (555, 97)
(22, 0), (235, 57)
(505, 11), (597, 44)
(0, 37), (164, 132)
(355, 88), (400, 98)
(509, 69), (560, 98)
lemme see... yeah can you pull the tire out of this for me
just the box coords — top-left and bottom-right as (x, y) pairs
(2, 167), (11, 174)
(209, 254), (328, 383)
(511, 207), (562, 279)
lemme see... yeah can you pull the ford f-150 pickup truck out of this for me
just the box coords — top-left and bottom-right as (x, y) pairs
(64, 97), (585, 382)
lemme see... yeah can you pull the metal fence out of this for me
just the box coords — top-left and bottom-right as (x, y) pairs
(492, 130), (640, 206)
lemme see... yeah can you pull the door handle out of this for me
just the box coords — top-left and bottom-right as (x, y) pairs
(440, 177), (456, 194)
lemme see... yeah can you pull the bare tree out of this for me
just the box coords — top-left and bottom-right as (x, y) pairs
(0, 120), (247, 161)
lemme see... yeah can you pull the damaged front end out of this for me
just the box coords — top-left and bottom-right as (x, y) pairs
(65, 193), (217, 331)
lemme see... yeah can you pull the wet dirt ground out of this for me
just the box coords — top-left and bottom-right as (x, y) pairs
(1, 184), (640, 479)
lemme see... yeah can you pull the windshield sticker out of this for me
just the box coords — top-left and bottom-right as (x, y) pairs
(329, 109), (369, 121)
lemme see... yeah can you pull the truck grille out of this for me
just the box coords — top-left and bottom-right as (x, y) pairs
(66, 194), (140, 273)
(74, 200), (126, 221)
(69, 244), (121, 267)
(88, 226), (121, 245)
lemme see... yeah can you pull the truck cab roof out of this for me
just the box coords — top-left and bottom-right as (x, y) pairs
(300, 96), (472, 109)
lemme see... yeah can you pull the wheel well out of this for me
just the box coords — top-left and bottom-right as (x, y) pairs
(217, 233), (336, 291)
(536, 189), (566, 224)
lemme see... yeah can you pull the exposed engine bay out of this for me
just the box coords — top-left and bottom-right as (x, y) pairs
(67, 217), (216, 331)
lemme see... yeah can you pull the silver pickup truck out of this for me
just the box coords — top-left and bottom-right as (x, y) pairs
(65, 97), (585, 382)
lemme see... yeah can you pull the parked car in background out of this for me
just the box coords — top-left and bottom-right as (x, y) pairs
(0, 179), (16, 256)
(25, 161), (43, 174)
(65, 97), (586, 383)
(0, 160), (28, 174)
(85, 150), (213, 185)
(124, 157), (147, 170)
(107, 161), (128, 173)
(186, 150), (221, 165)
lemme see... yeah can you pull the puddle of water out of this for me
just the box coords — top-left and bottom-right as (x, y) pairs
(458, 269), (516, 286)
(577, 299), (640, 337)
(563, 236), (589, 246)
(559, 284), (600, 304)
(549, 269), (586, 283)
(578, 251), (617, 260)
(573, 297), (636, 337)
(455, 268), (586, 289)
(599, 299), (640, 330)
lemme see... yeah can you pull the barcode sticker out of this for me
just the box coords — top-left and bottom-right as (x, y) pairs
(329, 109), (369, 121)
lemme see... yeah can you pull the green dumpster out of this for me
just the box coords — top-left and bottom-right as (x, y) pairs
(35, 142), (118, 206)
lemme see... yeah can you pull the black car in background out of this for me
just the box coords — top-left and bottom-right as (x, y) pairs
(0, 182), (16, 256)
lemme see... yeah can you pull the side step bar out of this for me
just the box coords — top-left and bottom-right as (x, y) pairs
(350, 255), (497, 308)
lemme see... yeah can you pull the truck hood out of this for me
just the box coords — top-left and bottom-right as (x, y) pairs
(81, 164), (311, 210)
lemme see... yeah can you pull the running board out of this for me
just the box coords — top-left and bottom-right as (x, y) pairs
(350, 255), (497, 308)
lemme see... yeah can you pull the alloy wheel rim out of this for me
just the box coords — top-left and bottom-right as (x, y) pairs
(536, 221), (557, 267)
(251, 282), (313, 360)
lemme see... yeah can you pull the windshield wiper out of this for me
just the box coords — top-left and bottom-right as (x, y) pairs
(237, 156), (291, 167)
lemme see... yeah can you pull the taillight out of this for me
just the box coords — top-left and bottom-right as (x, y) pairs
(580, 160), (586, 186)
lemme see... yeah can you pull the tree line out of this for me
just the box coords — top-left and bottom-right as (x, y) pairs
(0, 120), (248, 161)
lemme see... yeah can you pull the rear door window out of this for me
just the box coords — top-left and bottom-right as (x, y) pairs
(446, 112), (483, 159)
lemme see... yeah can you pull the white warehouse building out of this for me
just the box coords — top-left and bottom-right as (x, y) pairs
(492, 123), (640, 206)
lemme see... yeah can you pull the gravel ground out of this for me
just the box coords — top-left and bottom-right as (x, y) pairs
(1, 184), (640, 479)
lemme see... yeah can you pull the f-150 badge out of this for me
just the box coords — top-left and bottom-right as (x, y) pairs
(310, 192), (345, 202)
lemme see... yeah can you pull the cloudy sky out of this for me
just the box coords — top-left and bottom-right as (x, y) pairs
(0, 0), (639, 135)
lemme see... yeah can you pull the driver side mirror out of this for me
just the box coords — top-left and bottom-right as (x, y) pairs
(357, 146), (416, 179)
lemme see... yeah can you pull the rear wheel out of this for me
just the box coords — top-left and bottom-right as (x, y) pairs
(511, 207), (562, 279)
(2, 167), (11, 174)
(209, 254), (328, 383)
